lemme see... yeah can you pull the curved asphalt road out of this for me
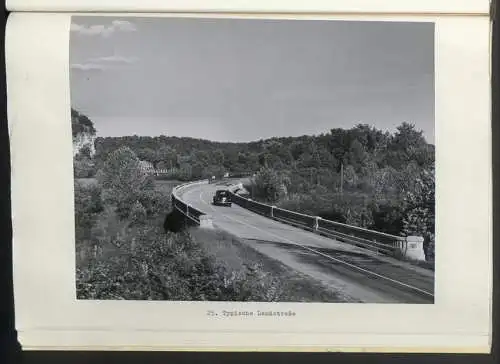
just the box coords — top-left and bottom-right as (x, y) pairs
(178, 180), (435, 304)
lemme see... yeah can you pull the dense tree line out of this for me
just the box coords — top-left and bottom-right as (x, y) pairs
(91, 123), (433, 178)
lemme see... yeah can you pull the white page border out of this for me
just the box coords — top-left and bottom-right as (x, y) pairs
(6, 0), (491, 15)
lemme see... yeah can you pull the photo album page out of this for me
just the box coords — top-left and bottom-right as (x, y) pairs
(5, 0), (493, 353)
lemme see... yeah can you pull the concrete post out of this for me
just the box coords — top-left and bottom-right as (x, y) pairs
(314, 217), (320, 231)
(403, 236), (426, 261)
(199, 215), (213, 229)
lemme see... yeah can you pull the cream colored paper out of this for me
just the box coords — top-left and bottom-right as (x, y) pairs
(5, 0), (491, 15)
(6, 12), (492, 352)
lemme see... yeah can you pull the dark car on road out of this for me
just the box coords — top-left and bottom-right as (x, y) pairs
(213, 189), (232, 207)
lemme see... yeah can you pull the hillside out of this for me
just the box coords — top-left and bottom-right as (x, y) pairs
(93, 123), (434, 180)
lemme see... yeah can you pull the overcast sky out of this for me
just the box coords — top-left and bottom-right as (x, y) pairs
(70, 17), (435, 144)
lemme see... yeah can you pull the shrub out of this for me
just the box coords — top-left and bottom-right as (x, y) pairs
(369, 200), (405, 235)
(99, 146), (152, 207)
(252, 167), (285, 203)
(77, 225), (271, 301)
(402, 168), (435, 259)
(129, 201), (147, 225)
(138, 190), (171, 218)
(74, 159), (96, 178)
(74, 181), (104, 241)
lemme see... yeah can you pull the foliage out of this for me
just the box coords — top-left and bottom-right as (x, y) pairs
(77, 217), (345, 301)
(74, 132), (97, 178)
(402, 168), (435, 258)
(75, 194), (301, 301)
(79, 228), (246, 300)
(92, 123), (433, 188)
(75, 155), (323, 301)
(369, 199), (405, 236)
(74, 181), (104, 242)
(251, 167), (288, 203)
(73, 158), (96, 178)
(98, 146), (155, 218)
(137, 189), (171, 217)
(129, 201), (147, 225)
(76, 113), (435, 260)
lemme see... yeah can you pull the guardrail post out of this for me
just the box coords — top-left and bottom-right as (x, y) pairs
(199, 215), (213, 228)
(270, 206), (275, 218)
(401, 236), (426, 261)
(314, 217), (320, 231)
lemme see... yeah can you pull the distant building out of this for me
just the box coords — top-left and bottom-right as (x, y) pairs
(137, 161), (180, 176)
(138, 160), (155, 174)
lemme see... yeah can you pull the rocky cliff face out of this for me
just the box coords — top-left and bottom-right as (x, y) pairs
(73, 132), (96, 156)
(72, 109), (96, 156)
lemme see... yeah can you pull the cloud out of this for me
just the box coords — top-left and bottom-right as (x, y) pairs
(71, 54), (138, 72)
(110, 20), (136, 32)
(88, 55), (138, 64)
(70, 63), (106, 71)
(71, 19), (137, 37)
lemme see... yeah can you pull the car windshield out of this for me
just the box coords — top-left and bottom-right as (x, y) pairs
(216, 191), (229, 197)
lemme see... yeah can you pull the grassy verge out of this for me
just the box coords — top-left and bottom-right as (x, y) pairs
(400, 257), (435, 271)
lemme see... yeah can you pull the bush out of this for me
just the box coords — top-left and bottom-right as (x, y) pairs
(76, 226), (290, 301)
(369, 200), (405, 235)
(137, 190), (171, 218)
(74, 181), (104, 241)
(74, 159), (96, 178)
(319, 209), (347, 224)
(129, 201), (147, 225)
(99, 146), (152, 207)
(402, 168), (435, 259)
(279, 192), (374, 227)
(252, 167), (286, 203)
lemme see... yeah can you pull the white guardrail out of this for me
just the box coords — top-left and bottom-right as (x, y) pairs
(171, 178), (427, 261)
(171, 179), (211, 226)
(225, 184), (426, 262)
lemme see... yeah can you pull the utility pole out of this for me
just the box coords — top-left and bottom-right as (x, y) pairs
(340, 162), (344, 198)
(251, 175), (255, 199)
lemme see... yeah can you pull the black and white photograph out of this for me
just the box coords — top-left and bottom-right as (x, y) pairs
(70, 16), (435, 304)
